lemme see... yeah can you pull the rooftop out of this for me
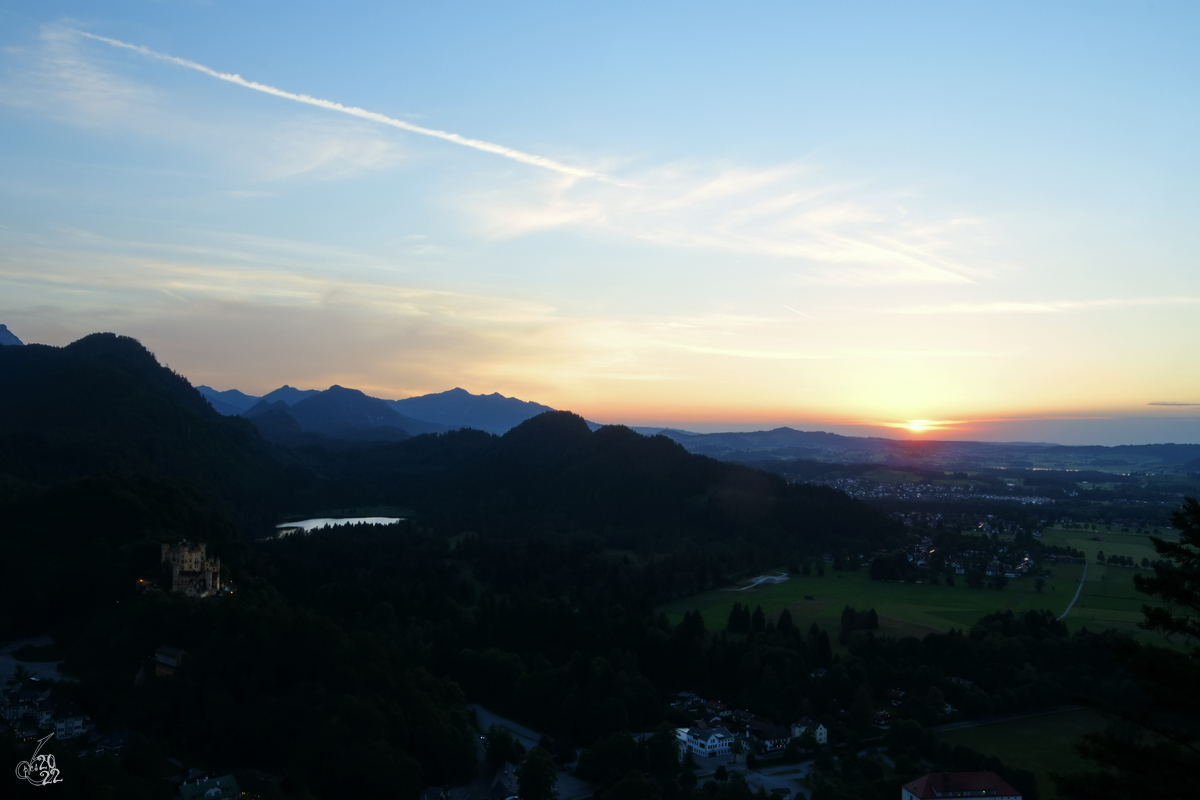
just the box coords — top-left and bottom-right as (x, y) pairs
(903, 771), (1021, 799)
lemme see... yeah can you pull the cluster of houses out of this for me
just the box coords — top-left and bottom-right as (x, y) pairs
(0, 679), (93, 743)
(671, 693), (828, 759)
(891, 531), (1038, 581)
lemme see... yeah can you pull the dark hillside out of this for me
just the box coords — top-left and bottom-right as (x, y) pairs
(0, 473), (247, 639)
(310, 412), (903, 570)
(0, 333), (290, 523)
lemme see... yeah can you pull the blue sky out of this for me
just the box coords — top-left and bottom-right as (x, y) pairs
(1, 1), (1198, 444)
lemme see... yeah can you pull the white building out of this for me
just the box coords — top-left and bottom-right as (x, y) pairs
(790, 718), (827, 745)
(686, 727), (734, 758)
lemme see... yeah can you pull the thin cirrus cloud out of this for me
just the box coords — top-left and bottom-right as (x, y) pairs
(1148, 402), (1199, 407)
(890, 297), (1200, 315)
(57, 27), (986, 288)
(461, 166), (985, 286)
(76, 30), (620, 184)
(0, 26), (411, 182)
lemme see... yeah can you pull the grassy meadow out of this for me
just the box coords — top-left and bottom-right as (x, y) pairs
(659, 558), (1167, 643)
(936, 708), (1104, 800)
(659, 565), (1086, 642)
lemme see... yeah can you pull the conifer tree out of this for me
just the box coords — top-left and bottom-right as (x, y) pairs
(1055, 498), (1200, 799)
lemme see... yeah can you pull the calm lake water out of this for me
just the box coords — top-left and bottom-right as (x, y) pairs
(274, 517), (402, 536)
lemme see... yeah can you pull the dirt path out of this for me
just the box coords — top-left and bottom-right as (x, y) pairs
(1058, 561), (1089, 621)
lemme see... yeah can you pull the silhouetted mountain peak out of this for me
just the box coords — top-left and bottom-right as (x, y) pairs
(65, 332), (156, 364)
(390, 387), (555, 434)
(260, 385), (320, 406)
(499, 411), (592, 458)
(0, 324), (23, 346)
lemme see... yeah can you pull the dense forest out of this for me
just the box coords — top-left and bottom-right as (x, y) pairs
(1, 334), (1194, 800)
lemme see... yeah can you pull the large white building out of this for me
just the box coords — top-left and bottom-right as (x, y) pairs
(686, 727), (735, 758)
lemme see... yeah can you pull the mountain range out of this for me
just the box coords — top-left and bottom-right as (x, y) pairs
(200, 380), (1200, 472)
(6, 323), (1197, 471)
(197, 383), (554, 441)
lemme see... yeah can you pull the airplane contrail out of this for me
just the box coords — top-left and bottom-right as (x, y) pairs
(76, 31), (619, 184)
(783, 305), (817, 320)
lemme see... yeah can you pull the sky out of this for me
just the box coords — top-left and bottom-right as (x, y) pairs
(1, 1), (1198, 445)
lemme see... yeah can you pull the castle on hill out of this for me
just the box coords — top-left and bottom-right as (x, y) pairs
(161, 541), (222, 597)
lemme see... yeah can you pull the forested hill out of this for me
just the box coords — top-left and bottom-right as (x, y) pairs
(317, 411), (903, 564)
(0, 332), (287, 518)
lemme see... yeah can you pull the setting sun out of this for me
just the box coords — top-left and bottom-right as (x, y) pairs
(875, 419), (962, 435)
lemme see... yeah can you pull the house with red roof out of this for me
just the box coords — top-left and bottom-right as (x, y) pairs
(901, 771), (1021, 800)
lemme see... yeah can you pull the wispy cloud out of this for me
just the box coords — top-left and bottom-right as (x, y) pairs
(3, 25), (990, 288)
(0, 26), (153, 126)
(1148, 402), (1199, 407)
(463, 165), (986, 286)
(891, 297), (1200, 315)
(77, 30), (620, 184)
(0, 26), (412, 182)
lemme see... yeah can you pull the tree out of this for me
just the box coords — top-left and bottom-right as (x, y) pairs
(645, 725), (680, 779)
(517, 746), (559, 800)
(731, 737), (743, 763)
(7, 663), (30, 686)
(714, 765), (728, 782)
(1055, 498), (1200, 799)
(601, 770), (662, 800)
(727, 603), (747, 633)
(679, 769), (697, 791)
(485, 725), (527, 767)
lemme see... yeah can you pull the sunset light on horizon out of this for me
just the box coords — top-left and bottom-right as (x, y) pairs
(2, 2), (1198, 446)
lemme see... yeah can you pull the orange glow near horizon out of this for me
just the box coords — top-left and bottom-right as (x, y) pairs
(876, 419), (962, 435)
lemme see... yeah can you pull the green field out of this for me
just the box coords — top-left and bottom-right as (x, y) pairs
(936, 708), (1104, 800)
(659, 566), (1087, 641)
(658, 562), (1165, 643)
(1040, 525), (1174, 566)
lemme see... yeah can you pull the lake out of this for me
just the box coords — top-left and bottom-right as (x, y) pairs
(274, 517), (403, 536)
